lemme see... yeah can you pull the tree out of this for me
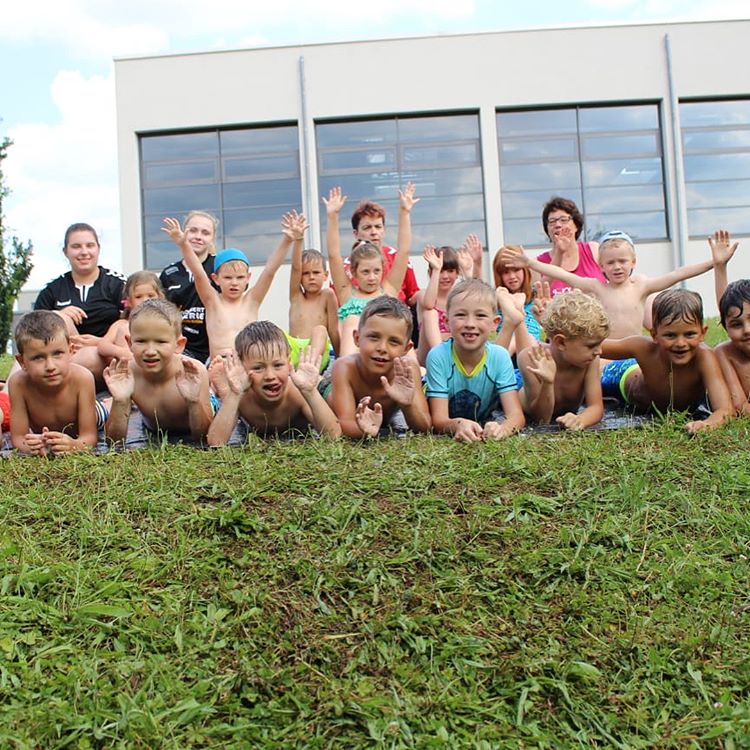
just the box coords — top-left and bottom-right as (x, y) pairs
(0, 136), (33, 354)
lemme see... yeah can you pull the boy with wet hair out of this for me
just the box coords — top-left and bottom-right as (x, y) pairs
(519, 290), (608, 430)
(288, 244), (340, 368)
(600, 288), (732, 433)
(715, 277), (750, 415)
(327, 295), (431, 438)
(207, 320), (340, 442)
(426, 279), (525, 442)
(103, 299), (213, 443)
(9, 310), (101, 455)
(502, 230), (732, 338)
(163, 211), (307, 359)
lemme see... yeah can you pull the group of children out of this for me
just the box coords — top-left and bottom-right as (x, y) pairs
(4, 184), (748, 454)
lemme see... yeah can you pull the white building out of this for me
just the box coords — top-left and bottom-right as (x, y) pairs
(114, 19), (750, 321)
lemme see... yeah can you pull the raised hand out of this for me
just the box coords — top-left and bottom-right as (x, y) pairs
(162, 217), (185, 245)
(282, 210), (310, 241)
(531, 280), (552, 324)
(398, 182), (419, 213)
(290, 347), (322, 393)
(103, 357), (135, 402)
(380, 356), (414, 407)
(457, 247), (474, 278)
(500, 245), (529, 267)
(423, 245), (443, 272)
(59, 305), (87, 327)
(175, 356), (204, 404)
(355, 396), (383, 437)
(708, 230), (738, 267)
(322, 186), (347, 216)
(464, 233), (483, 265)
(208, 352), (249, 398)
(525, 344), (556, 385)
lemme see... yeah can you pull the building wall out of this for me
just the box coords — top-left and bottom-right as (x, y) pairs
(115, 20), (750, 322)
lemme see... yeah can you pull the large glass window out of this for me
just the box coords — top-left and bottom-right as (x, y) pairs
(140, 125), (301, 267)
(681, 99), (750, 237)
(497, 104), (667, 247)
(316, 113), (486, 252)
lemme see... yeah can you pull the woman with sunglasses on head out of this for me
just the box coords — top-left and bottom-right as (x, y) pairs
(535, 197), (607, 297)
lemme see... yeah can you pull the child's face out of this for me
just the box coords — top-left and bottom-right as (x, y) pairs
(128, 314), (184, 374)
(599, 244), (636, 284)
(212, 265), (251, 300)
(353, 215), (385, 248)
(185, 215), (215, 257)
(241, 344), (291, 402)
(16, 334), (72, 387)
(129, 283), (162, 308)
(64, 230), (100, 277)
(352, 257), (384, 294)
(724, 301), (750, 356)
(438, 267), (459, 291)
(501, 266), (525, 294)
(447, 293), (499, 355)
(651, 316), (707, 365)
(353, 314), (412, 375)
(556, 335), (604, 368)
(300, 260), (328, 294)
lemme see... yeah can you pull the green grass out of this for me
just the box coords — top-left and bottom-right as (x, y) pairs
(1, 419), (749, 748)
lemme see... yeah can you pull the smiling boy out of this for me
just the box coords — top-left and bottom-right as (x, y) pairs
(207, 321), (340, 442)
(714, 279), (750, 415)
(426, 279), (525, 442)
(8, 311), (100, 455)
(103, 299), (213, 443)
(600, 288), (732, 433)
(327, 296), (431, 438)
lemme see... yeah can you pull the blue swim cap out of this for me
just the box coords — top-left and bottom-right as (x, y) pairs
(214, 248), (250, 271)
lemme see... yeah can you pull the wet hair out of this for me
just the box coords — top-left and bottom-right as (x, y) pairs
(15, 311), (69, 354)
(63, 222), (100, 251)
(349, 240), (383, 274)
(492, 246), (533, 303)
(123, 271), (165, 317)
(301, 249), (327, 271)
(542, 290), (610, 340)
(719, 279), (750, 328)
(446, 279), (496, 314)
(358, 295), (413, 340)
(128, 299), (183, 337)
(541, 196), (584, 240)
(235, 320), (290, 361)
(651, 288), (704, 329)
(351, 200), (386, 231)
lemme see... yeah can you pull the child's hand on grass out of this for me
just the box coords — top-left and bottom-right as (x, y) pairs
(483, 420), (517, 440)
(452, 417), (484, 443)
(43, 429), (87, 455)
(556, 412), (584, 431)
(23, 431), (49, 456)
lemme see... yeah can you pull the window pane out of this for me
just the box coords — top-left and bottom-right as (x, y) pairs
(320, 148), (397, 172)
(501, 189), (584, 221)
(223, 154), (299, 180)
(316, 120), (397, 148)
(142, 132), (218, 161)
(497, 109), (577, 137)
(688, 207), (750, 236)
(683, 129), (750, 152)
(579, 105), (659, 132)
(220, 126), (298, 155)
(143, 184), (221, 215)
(686, 179), (750, 209)
(500, 137), (578, 164)
(402, 143), (478, 167)
(398, 114), (479, 141)
(584, 184), (665, 214)
(582, 134), (660, 159)
(684, 153), (750, 181)
(585, 211), (667, 241)
(583, 157), (664, 187)
(501, 217), (553, 248)
(500, 162), (581, 191)
(223, 178), (303, 209)
(680, 100), (750, 128)
(144, 160), (217, 186)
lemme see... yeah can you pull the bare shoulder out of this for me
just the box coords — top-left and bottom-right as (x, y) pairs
(70, 362), (96, 387)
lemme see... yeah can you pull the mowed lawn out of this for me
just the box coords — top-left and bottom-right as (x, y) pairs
(1, 419), (749, 748)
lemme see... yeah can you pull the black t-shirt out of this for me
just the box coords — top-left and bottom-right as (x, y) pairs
(159, 255), (216, 361)
(34, 267), (126, 337)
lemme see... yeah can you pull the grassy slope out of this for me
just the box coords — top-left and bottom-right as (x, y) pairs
(0, 420), (749, 748)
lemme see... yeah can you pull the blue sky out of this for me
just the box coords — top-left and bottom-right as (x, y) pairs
(1, 0), (747, 288)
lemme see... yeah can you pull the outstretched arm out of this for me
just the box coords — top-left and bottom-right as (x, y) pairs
(290, 347), (341, 438)
(175, 357), (213, 442)
(322, 187), (352, 303)
(328, 359), (368, 439)
(501, 246), (601, 294)
(556, 358), (604, 431)
(250, 211), (306, 305)
(163, 218), (217, 309)
(103, 357), (135, 443)
(207, 353), (249, 446)
(384, 182), (419, 295)
(420, 246), (443, 311)
(463, 233), (484, 279)
(642, 260), (713, 296)
(686, 348), (733, 434)
(709, 230), (739, 307)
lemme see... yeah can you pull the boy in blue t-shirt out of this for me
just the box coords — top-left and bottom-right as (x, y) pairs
(426, 279), (525, 442)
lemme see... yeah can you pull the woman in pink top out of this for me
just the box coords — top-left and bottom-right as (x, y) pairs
(535, 196), (606, 296)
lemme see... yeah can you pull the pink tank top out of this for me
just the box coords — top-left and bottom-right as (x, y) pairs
(536, 242), (606, 296)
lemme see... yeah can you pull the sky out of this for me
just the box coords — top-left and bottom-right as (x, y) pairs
(1, 0), (748, 290)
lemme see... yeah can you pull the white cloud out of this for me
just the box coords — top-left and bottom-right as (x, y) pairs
(4, 69), (121, 290)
